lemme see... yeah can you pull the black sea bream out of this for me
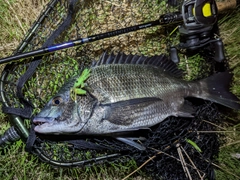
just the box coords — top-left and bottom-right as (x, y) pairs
(33, 53), (240, 135)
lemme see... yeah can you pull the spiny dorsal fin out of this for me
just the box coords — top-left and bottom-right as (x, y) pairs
(92, 52), (182, 78)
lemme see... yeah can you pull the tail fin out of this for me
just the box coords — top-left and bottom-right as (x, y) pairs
(200, 71), (240, 109)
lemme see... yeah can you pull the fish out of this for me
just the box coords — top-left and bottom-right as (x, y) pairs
(33, 52), (240, 135)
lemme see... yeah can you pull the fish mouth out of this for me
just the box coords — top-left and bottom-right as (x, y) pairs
(33, 117), (56, 130)
(33, 116), (83, 134)
(33, 117), (54, 125)
(33, 117), (76, 134)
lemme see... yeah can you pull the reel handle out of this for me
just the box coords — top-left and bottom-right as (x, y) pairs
(213, 39), (225, 62)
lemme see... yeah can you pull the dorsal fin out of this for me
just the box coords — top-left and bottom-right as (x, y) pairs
(92, 52), (183, 78)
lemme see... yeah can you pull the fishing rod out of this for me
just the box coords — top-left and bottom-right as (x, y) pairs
(0, 0), (226, 65)
(0, 12), (182, 64)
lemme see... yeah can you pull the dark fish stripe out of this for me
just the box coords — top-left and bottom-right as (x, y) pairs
(101, 97), (162, 109)
(119, 53), (125, 64)
(132, 54), (142, 64)
(125, 54), (134, 64)
(146, 56), (157, 65)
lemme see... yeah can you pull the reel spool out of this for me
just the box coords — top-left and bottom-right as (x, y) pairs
(171, 0), (225, 63)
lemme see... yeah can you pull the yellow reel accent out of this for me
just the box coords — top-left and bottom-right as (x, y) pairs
(202, 3), (212, 17)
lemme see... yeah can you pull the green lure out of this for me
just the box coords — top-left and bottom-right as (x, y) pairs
(185, 138), (202, 153)
(70, 68), (91, 101)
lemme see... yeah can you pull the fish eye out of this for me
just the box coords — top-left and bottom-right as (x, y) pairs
(52, 96), (63, 106)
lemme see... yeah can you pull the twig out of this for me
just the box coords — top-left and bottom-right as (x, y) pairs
(151, 147), (180, 162)
(176, 143), (192, 180)
(121, 153), (158, 180)
(196, 131), (238, 133)
(123, 141), (209, 180)
(210, 161), (240, 179)
(150, 147), (206, 176)
(122, 145), (171, 180)
(202, 120), (227, 130)
(220, 140), (240, 148)
(180, 146), (205, 179)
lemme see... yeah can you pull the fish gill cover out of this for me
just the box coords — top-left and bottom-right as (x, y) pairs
(0, 0), (237, 179)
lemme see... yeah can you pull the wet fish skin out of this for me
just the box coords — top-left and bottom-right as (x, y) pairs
(33, 53), (240, 135)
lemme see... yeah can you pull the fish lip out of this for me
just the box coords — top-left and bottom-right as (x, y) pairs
(33, 117), (59, 133)
(33, 117), (54, 126)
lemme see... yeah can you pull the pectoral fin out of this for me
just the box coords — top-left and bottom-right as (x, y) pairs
(102, 97), (162, 126)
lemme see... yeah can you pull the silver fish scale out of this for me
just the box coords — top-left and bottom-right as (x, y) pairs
(76, 94), (96, 121)
(87, 64), (189, 104)
(84, 93), (176, 133)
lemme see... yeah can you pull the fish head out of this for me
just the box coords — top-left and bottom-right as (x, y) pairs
(33, 78), (92, 135)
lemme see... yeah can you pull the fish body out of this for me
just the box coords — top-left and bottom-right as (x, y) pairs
(33, 53), (240, 135)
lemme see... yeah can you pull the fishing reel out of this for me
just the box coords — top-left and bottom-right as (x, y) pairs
(170, 0), (225, 63)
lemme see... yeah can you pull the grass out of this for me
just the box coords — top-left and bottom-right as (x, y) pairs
(214, 9), (240, 179)
(0, 0), (240, 179)
(0, 0), (46, 58)
(0, 142), (145, 180)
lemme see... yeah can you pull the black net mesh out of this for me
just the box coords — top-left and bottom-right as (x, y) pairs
(136, 101), (221, 179)
(32, 100), (221, 179)
(0, 0), (228, 179)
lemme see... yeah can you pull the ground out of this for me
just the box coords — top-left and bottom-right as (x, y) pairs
(0, 0), (240, 179)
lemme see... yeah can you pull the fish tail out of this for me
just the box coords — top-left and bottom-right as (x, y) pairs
(198, 71), (240, 109)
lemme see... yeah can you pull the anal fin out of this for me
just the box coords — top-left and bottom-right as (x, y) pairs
(176, 101), (195, 118)
(116, 137), (146, 151)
